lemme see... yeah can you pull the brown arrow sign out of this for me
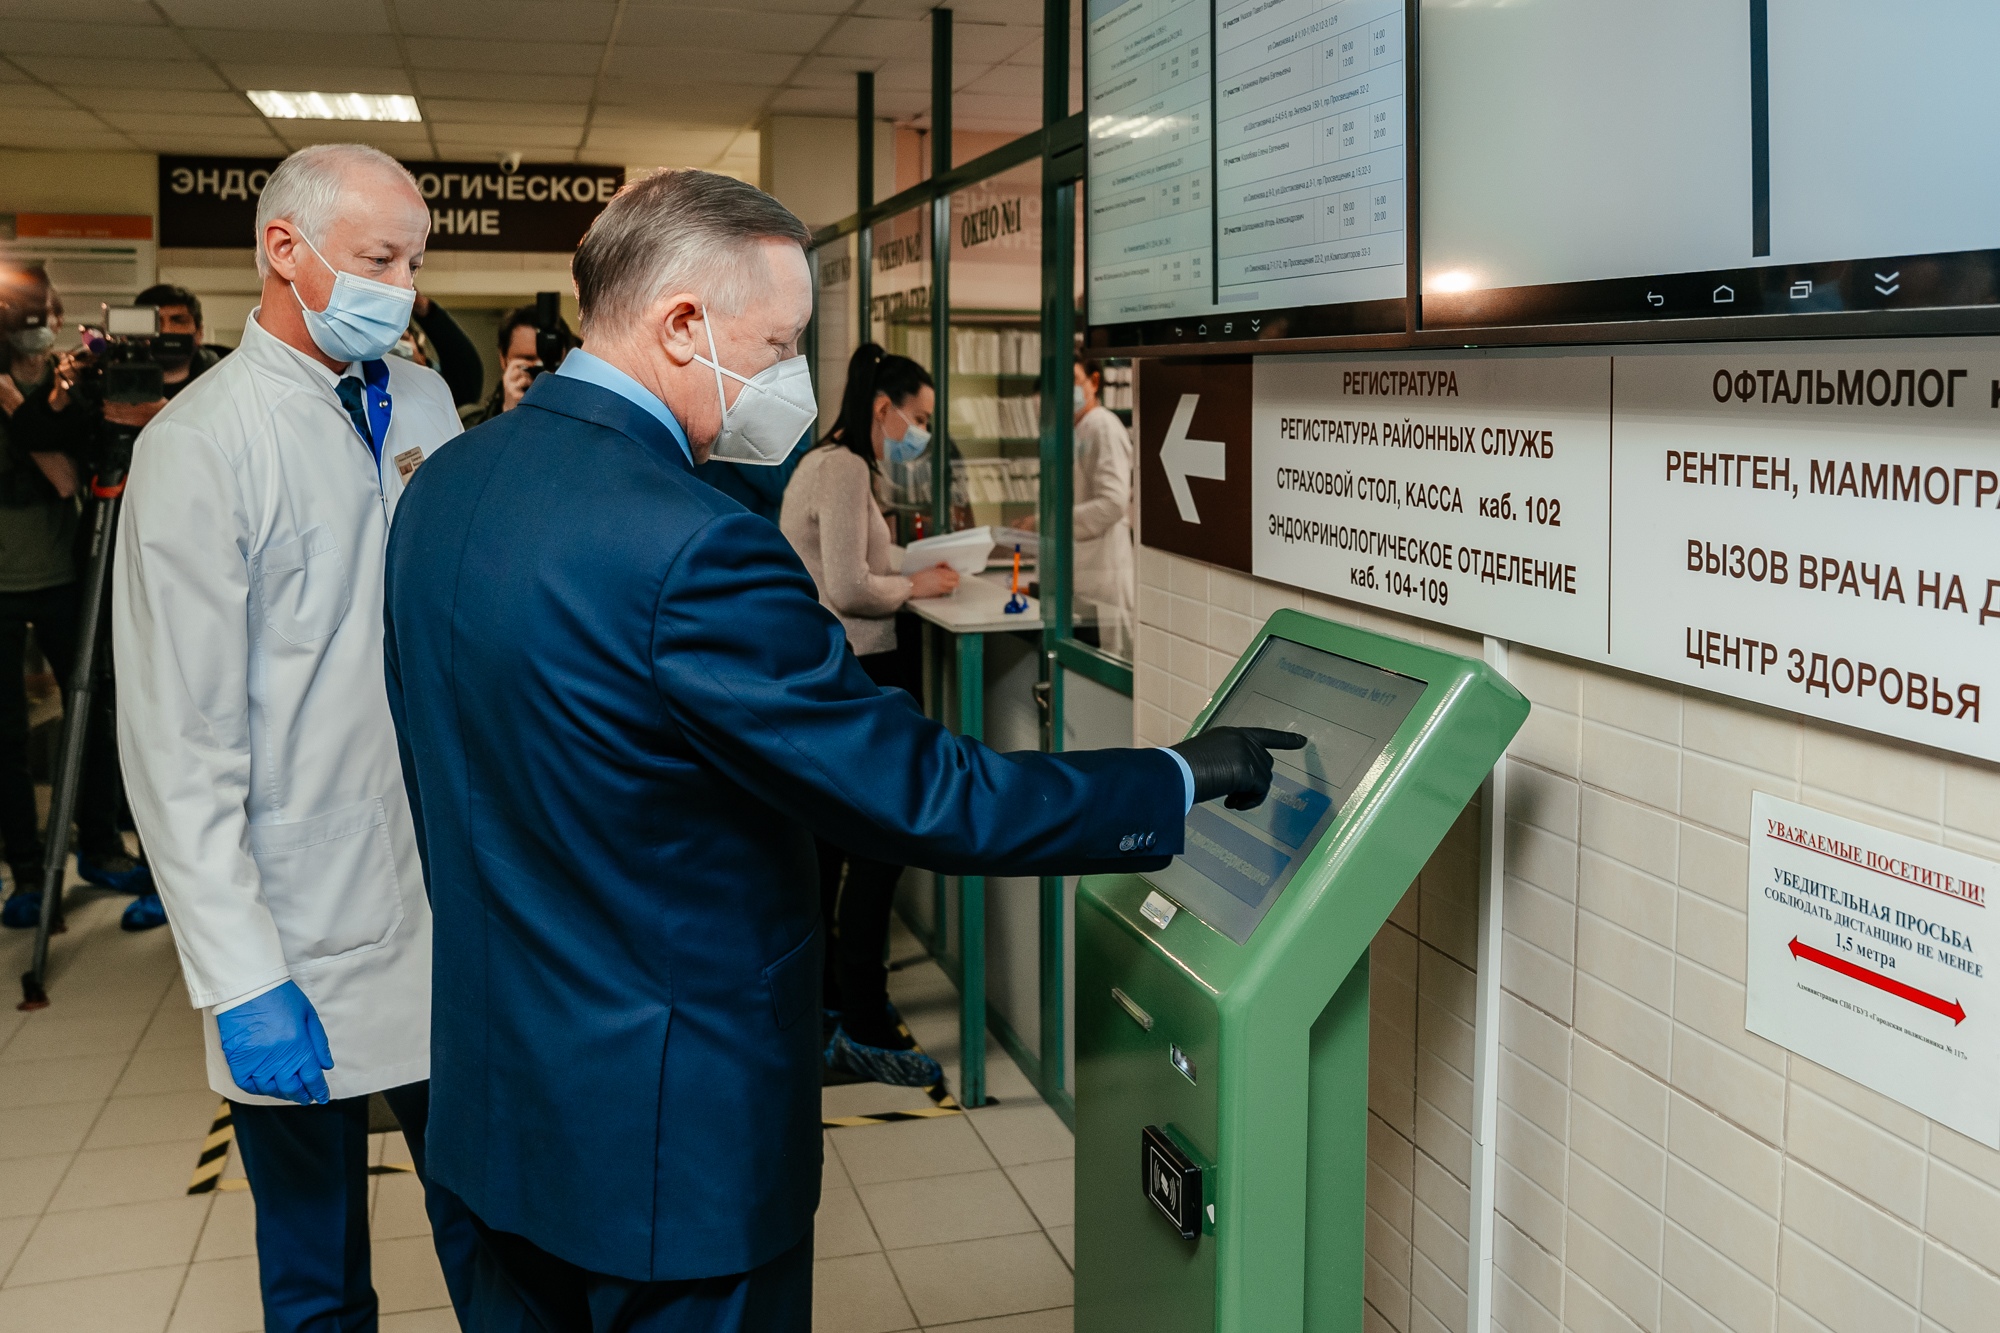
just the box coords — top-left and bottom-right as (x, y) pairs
(1137, 358), (1253, 573)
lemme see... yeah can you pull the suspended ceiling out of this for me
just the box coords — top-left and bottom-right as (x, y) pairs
(0, 0), (1082, 177)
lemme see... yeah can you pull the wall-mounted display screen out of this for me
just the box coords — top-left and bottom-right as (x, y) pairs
(1142, 637), (1422, 944)
(1086, 0), (1408, 345)
(1421, 0), (2000, 328)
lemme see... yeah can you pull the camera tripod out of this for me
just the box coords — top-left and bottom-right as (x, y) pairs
(19, 463), (128, 1009)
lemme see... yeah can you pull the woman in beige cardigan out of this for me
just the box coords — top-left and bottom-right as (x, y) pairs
(780, 343), (958, 1088)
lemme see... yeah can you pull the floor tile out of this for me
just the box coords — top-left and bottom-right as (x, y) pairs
(114, 1049), (215, 1098)
(0, 1054), (126, 1110)
(966, 1104), (1073, 1168)
(373, 1234), (450, 1314)
(824, 1081), (954, 1121)
(0, 1101), (96, 1161)
(1004, 1159), (1072, 1231)
(832, 1116), (997, 1186)
(48, 1141), (196, 1210)
(84, 1091), (223, 1151)
(817, 1185), (882, 1258)
(923, 1309), (1073, 1332)
(136, 1005), (206, 1053)
(193, 1188), (257, 1262)
(823, 1132), (849, 1190)
(1044, 1226), (1074, 1270)
(0, 1214), (33, 1276)
(165, 1256), (261, 1333)
(886, 1232), (1072, 1327)
(0, 1153), (72, 1220)
(380, 1130), (413, 1166)
(0, 1010), (24, 1056)
(371, 1171), (436, 1241)
(382, 1308), (461, 1332)
(0, 1263), (184, 1333)
(858, 1170), (1039, 1251)
(9, 1196), (210, 1285)
(812, 1251), (918, 1333)
(0, 1014), (148, 1065)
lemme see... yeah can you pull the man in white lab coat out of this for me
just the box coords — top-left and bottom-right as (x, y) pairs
(113, 143), (476, 1332)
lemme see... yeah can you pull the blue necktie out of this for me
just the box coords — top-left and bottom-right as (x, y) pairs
(334, 376), (373, 452)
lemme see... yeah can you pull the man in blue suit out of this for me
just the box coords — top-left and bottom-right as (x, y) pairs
(383, 169), (1298, 1331)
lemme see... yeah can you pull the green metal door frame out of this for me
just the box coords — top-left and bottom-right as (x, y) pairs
(800, 2), (1129, 1125)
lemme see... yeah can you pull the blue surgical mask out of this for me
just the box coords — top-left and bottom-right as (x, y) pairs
(884, 404), (930, 464)
(1073, 384), (1087, 413)
(289, 232), (418, 363)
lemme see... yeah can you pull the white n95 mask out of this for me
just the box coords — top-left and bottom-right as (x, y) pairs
(290, 232), (418, 364)
(695, 309), (816, 466)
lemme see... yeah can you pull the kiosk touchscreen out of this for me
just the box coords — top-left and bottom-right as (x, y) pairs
(1075, 611), (1527, 1333)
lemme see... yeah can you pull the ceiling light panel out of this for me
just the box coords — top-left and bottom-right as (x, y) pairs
(247, 90), (423, 121)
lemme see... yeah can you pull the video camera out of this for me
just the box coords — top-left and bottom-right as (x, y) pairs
(62, 305), (193, 478)
(74, 305), (194, 409)
(528, 290), (571, 382)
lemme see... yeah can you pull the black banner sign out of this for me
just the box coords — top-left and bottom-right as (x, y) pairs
(159, 155), (625, 252)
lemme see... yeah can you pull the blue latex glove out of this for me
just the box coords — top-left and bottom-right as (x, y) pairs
(215, 980), (335, 1105)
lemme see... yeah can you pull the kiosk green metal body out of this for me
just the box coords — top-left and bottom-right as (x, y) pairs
(1075, 610), (1529, 1333)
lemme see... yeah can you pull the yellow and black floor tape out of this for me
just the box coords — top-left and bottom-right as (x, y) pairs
(820, 1023), (982, 1129)
(187, 1099), (416, 1195)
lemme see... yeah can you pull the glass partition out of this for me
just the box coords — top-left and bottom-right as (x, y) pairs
(1072, 349), (1136, 660)
(811, 233), (856, 438)
(948, 160), (1043, 543)
(868, 204), (935, 537)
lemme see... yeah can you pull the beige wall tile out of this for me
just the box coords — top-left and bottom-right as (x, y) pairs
(1569, 1150), (1665, 1264)
(1674, 893), (1746, 982)
(1941, 758), (2000, 836)
(1497, 1155), (1568, 1260)
(1511, 706), (1581, 778)
(1582, 790), (1680, 882)
(1682, 695), (1800, 778)
(1499, 1048), (1569, 1149)
(1582, 722), (1682, 813)
(1577, 914), (1675, 1015)
(1506, 648), (1584, 715)
(1571, 1040), (1669, 1145)
(1574, 975), (1673, 1080)
(1579, 854), (1676, 948)
(1564, 1214), (1662, 1331)
(1660, 1223), (1777, 1333)
(1509, 765), (1581, 842)
(1777, 1231), (1918, 1333)
(1787, 1058), (1930, 1143)
(1918, 1239), (2000, 1333)
(1927, 1123), (2000, 1194)
(1675, 825), (1749, 910)
(1499, 1103), (1567, 1205)
(1667, 1028), (1787, 1144)
(1920, 1159), (2000, 1277)
(1780, 1161), (1921, 1304)
(1783, 1087), (1926, 1226)
(1494, 1211), (1564, 1320)
(1680, 754), (1795, 840)
(1583, 673), (1683, 746)
(1664, 1161), (1777, 1284)
(1800, 726), (1943, 823)
(1671, 962), (1784, 1072)
(1667, 1094), (1783, 1218)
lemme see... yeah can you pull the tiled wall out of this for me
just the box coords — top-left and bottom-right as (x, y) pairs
(1136, 545), (2000, 1333)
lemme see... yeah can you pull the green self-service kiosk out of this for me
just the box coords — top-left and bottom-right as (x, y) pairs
(1075, 610), (1529, 1333)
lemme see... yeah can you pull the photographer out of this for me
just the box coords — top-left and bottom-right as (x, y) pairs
(471, 299), (573, 423)
(0, 268), (155, 930)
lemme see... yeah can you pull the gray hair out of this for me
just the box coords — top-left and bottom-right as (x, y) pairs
(571, 169), (810, 336)
(254, 143), (421, 277)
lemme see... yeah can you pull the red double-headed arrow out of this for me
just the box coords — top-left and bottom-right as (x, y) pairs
(1790, 936), (1966, 1025)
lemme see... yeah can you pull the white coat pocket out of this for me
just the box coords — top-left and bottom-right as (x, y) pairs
(254, 524), (349, 645)
(248, 798), (404, 968)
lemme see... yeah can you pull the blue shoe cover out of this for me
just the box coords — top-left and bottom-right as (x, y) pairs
(829, 1026), (944, 1088)
(1, 892), (41, 929)
(78, 853), (154, 896)
(121, 893), (168, 932)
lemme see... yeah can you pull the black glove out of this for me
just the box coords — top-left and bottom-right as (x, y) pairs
(1171, 727), (1309, 810)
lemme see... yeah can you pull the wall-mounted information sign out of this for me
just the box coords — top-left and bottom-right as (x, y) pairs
(1086, 0), (1407, 344)
(1139, 336), (2000, 761)
(1746, 793), (1999, 1144)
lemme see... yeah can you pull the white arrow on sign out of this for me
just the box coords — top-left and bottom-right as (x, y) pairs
(1160, 393), (1226, 523)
